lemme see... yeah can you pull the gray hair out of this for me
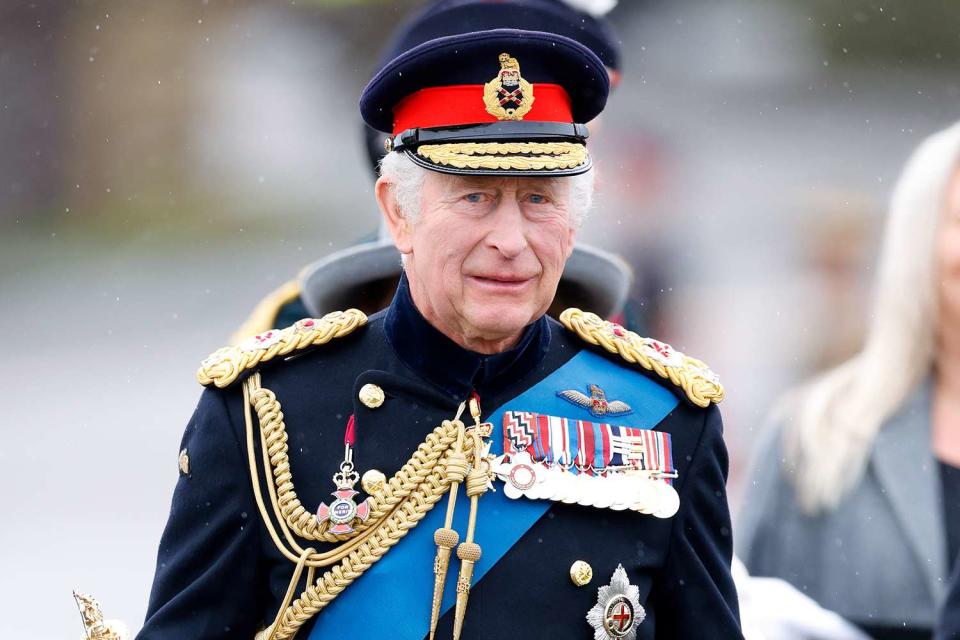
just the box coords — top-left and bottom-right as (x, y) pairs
(379, 151), (595, 227)
(782, 120), (960, 514)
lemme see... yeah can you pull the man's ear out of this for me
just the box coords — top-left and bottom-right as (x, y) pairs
(375, 176), (413, 254)
(564, 225), (577, 260)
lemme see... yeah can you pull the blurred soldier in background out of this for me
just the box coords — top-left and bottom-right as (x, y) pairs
(233, 0), (633, 341)
(737, 120), (960, 639)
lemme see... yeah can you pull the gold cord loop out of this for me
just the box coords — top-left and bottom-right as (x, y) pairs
(242, 374), (470, 640)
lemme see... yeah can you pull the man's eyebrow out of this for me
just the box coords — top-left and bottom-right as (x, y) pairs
(445, 177), (563, 191)
(445, 177), (506, 190)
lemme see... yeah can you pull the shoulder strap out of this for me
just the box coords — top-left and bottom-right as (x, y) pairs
(559, 308), (724, 407)
(197, 309), (367, 388)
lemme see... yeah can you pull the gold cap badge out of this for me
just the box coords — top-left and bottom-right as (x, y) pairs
(483, 52), (535, 121)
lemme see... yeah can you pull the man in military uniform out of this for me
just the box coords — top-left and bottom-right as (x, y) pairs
(139, 25), (742, 640)
(234, 0), (632, 340)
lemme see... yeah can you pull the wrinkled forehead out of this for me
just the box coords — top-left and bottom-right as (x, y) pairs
(434, 171), (571, 195)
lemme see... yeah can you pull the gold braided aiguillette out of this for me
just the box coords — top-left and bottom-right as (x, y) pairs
(243, 374), (478, 640)
(429, 415), (468, 639)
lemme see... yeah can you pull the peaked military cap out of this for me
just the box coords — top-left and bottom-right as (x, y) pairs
(360, 28), (609, 176)
(362, 0), (623, 175)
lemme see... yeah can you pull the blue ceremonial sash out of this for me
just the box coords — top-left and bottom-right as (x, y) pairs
(308, 349), (678, 639)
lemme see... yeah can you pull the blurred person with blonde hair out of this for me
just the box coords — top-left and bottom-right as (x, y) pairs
(737, 120), (960, 639)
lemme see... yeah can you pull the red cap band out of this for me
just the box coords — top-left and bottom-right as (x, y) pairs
(391, 83), (573, 135)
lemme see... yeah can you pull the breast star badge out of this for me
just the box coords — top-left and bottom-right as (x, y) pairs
(586, 564), (645, 640)
(557, 384), (633, 418)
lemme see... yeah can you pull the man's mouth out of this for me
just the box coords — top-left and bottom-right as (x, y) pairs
(466, 274), (536, 290)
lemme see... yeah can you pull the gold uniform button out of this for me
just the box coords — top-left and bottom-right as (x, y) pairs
(178, 448), (190, 476)
(361, 469), (387, 495)
(570, 560), (593, 587)
(359, 383), (385, 409)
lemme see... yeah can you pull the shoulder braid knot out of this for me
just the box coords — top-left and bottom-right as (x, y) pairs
(197, 309), (367, 388)
(559, 308), (724, 408)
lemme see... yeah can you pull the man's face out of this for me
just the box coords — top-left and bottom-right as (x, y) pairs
(386, 171), (577, 352)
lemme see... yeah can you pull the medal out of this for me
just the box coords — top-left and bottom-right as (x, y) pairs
(537, 463), (563, 501)
(557, 465), (580, 504)
(652, 482), (680, 519)
(575, 469), (597, 507)
(591, 472), (615, 510)
(493, 450), (548, 500)
(496, 411), (681, 517)
(607, 473), (632, 511)
(316, 415), (373, 535)
(586, 564), (645, 640)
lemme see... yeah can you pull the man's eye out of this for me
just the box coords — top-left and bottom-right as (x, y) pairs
(526, 194), (549, 204)
(464, 193), (486, 203)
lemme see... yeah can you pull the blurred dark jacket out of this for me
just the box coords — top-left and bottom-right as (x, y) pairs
(938, 561), (960, 640)
(736, 379), (949, 637)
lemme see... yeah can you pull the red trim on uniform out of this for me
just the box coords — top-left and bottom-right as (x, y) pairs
(344, 414), (356, 446)
(391, 83), (573, 135)
(581, 420), (596, 475)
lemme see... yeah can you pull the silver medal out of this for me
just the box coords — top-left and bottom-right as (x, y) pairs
(651, 482), (680, 519)
(575, 469), (597, 507)
(592, 472), (615, 509)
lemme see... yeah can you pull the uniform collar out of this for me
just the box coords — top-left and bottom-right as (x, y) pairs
(383, 274), (550, 400)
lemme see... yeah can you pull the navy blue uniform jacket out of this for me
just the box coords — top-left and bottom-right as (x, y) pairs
(139, 278), (742, 639)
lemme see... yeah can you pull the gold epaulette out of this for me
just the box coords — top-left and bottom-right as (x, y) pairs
(559, 308), (724, 408)
(197, 309), (367, 388)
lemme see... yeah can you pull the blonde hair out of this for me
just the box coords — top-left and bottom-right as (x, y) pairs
(784, 121), (960, 514)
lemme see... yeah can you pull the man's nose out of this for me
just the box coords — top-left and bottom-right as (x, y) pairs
(486, 199), (528, 259)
